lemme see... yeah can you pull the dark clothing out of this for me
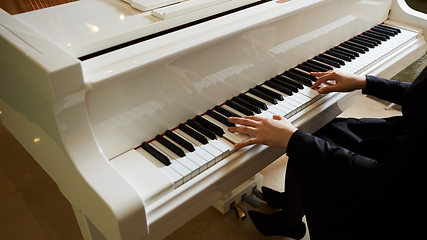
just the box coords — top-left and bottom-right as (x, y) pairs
(286, 67), (427, 239)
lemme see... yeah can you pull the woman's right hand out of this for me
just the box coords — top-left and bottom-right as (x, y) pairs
(311, 71), (367, 94)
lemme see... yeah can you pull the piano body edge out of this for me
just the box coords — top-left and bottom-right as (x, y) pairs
(0, 9), (150, 240)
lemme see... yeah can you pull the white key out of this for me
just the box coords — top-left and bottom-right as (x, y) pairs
(136, 148), (183, 188)
(202, 115), (249, 145)
(222, 105), (245, 117)
(300, 86), (320, 99)
(210, 137), (234, 161)
(185, 125), (225, 159)
(149, 142), (192, 183)
(245, 93), (289, 116)
(174, 129), (218, 167)
(151, 139), (200, 178)
(163, 135), (208, 172)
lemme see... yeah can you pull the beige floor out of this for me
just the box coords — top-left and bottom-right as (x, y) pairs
(1, 1), (426, 240)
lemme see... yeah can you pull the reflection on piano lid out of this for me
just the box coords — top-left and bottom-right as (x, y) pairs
(80, 0), (271, 60)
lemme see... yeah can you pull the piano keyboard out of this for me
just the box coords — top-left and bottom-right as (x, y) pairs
(111, 23), (419, 205)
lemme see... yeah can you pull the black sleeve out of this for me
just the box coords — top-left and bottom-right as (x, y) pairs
(286, 97), (427, 197)
(362, 75), (411, 105)
(286, 130), (381, 187)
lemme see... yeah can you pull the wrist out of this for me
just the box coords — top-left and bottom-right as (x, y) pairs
(281, 126), (298, 148)
(359, 75), (367, 90)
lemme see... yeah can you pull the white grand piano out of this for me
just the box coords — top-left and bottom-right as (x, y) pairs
(1, 0), (426, 239)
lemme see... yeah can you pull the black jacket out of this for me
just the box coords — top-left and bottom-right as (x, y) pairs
(286, 67), (427, 239)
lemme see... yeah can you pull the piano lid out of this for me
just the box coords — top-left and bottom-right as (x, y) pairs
(12, 0), (323, 59)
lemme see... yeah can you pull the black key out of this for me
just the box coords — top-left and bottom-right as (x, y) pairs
(354, 35), (380, 45)
(264, 80), (293, 96)
(238, 93), (268, 110)
(365, 29), (390, 39)
(232, 97), (262, 114)
(376, 24), (400, 33)
(156, 134), (185, 158)
(165, 130), (195, 152)
(333, 46), (360, 57)
(207, 109), (236, 127)
(270, 78), (299, 92)
(307, 59), (334, 70)
(195, 115), (225, 137)
(349, 38), (375, 48)
(357, 34), (382, 44)
(318, 54), (345, 65)
(275, 75), (304, 89)
(314, 56), (340, 68)
(255, 85), (284, 101)
(344, 41), (369, 51)
(248, 88), (277, 104)
(302, 61), (329, 72)
(289, 68), (317, 81)
(225, 100), (254, 116)
(142, 142), (171, 166)
(325, 50), (352, 61)
(340, 42), (366, 54)
(375, 26), (398, 36)
(214, 105), (241, 118)
(283, 71), (313, 86)
(328, 48), (356, 59)
(297, 64), (318, 73)
(334, 46), (359, 57)
(372, 26), (399, 36)
(187, 119), (216, 140)
(362, 32), (387, 41)
(178, 123), (208, 144)
(371, 27), (395, 36)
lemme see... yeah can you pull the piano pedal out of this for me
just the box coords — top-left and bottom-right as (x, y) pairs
(242, 194), (260, 208)
(212, 173), (263, 216)
(230, 202), (246, 221)
(252, 187), (264, 201)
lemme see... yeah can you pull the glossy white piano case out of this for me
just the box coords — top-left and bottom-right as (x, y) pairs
(1, 0), (426, 239)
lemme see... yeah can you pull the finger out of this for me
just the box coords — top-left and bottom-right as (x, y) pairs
(311, 71), (338, 89)
(243, 115), (264, 121)
(228, 125), (257, 136)
(310, 71), (328, 77)
(318, 83), (341, 94)
(228, 117), (260, 127)
(272, 115), (284, 120)
(235, 137), (259, 148)
(318, 86), (331, 94)
(312, 76), (332, 89)
(310, 70), (334, 77)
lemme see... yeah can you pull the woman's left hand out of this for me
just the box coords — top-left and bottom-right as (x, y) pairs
(228, 115), (297, 149)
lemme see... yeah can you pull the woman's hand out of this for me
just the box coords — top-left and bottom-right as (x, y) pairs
(228, 115), (297, 149)
(311, 71), (366, 94)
